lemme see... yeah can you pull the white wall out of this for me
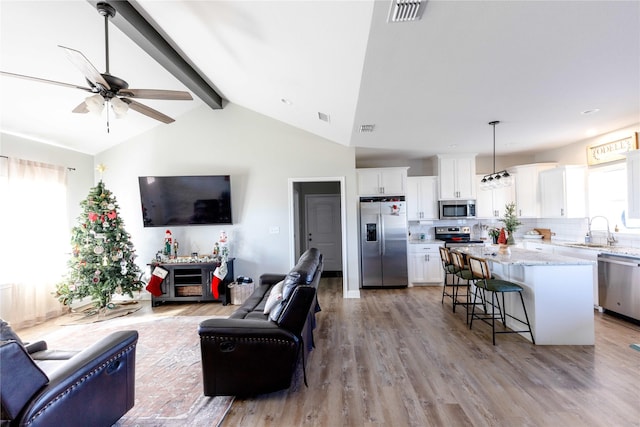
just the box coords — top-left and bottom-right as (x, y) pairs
(95, 103), (361, 296)
(534, 123), (640, 165)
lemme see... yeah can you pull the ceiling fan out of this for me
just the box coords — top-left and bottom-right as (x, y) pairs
(0, 2), (193, 128)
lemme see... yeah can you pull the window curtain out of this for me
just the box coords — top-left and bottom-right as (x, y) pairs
(0, 157), (69, 328)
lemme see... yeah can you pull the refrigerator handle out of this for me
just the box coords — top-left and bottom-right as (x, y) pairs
(380, 214), (385, 256)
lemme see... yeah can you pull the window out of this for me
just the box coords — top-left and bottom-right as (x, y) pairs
(0, 158), (69, 327)
(588, 162), (639, 233)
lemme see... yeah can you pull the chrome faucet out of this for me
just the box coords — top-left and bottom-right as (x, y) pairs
(587, 216), (617, 246)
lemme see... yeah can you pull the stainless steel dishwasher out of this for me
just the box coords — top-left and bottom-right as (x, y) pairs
(598, 253), (640, 322)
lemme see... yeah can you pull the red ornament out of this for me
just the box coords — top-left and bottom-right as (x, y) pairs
(107, 210), (117, 220)
(88, 212), (98, 222)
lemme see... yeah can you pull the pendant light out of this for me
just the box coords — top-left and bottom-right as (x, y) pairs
(481, 120), (512, 190)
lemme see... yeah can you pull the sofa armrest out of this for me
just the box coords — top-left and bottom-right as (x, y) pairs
(18, 330), (138, 427)
(259, 274), (287, 286)
(25, 340), (48, 354)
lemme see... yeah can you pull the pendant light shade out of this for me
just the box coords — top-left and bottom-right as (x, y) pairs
(481, 120), (512, 190)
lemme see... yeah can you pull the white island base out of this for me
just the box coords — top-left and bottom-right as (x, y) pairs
(490, 260), (595, 345)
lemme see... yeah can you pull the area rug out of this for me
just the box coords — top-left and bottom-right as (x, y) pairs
(55, 301), (142, 325)
(33, 315), (234, 427)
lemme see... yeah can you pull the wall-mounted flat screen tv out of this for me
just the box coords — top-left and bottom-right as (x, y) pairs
(138, 175), (232, 227)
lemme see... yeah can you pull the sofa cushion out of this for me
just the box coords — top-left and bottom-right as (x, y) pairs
(0, 340), (49, 419)
(0, 319), (23, 345)
(263, 280), (284, 314)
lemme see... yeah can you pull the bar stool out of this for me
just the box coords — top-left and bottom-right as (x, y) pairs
(467, 255), (535, 345)
(449, 250), (476, 323)
(439, 246), (459, 305)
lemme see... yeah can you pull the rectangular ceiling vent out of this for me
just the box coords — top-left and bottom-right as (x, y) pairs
(318, 112), (331, 122)
(359, 124), (376, 133)
(388, 0), (424, 23)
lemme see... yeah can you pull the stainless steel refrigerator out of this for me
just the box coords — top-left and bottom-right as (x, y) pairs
(359, 197), (408, 287)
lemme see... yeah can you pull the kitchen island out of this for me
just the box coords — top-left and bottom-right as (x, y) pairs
(458, 246), (595, 345)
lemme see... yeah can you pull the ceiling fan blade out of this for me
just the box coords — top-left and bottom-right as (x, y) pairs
(72, 102), (89, 114)
(0, 71), (93, 92)
(58, 45), (110, 90)
(118, 88), (193, 100)
(124, 99), (175, 124)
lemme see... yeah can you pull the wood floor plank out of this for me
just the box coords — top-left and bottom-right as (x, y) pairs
(16, 277), (640, 426)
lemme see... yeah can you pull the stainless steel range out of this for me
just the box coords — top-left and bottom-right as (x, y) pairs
(435, 226), (485, 248)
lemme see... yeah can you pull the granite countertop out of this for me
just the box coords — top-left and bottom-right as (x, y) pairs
(523, 239), (640, 258)
(457, 246), (595, 266)
(553, 242), (640, 258)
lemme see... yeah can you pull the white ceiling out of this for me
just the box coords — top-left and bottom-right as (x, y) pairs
(1, 0), (639, 159)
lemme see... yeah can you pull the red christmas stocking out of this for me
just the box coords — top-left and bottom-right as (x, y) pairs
(211, 262), (228, 299)
(211, 275), (221, 299)
(146, 267), (168, 297)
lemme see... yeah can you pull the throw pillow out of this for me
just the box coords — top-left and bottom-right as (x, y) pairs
(0, 319), (23, 345)
(263, 280), (284, 315)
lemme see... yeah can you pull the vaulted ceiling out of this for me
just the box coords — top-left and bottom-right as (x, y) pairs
(1, 1), (638, 159)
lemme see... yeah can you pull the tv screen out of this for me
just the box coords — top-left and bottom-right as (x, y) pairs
(138, 175), (232, 227)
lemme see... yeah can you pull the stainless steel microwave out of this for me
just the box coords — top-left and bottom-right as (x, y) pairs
(439, 200), (476, 219)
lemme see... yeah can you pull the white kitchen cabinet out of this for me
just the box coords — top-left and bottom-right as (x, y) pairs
(357, 167), (408, 196)
(627, 150), (640, 219)
(475, 175), (516, 218)
(406, 176), (438, 220)
(512, 163), (557, 218)
(539, 165), (587, 218)
(408, 243), (443, 285)
(435, 155), (476, 200)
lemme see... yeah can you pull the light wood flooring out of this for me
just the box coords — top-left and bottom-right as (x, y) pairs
(17, 278), (640, 426)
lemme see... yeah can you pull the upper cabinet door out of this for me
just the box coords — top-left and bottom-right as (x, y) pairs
(436, 155), (476, 200)
(357, 167), (408, 196)
(407, 176), (438, 220)
(513, 163), (557, 218)
(539, 165), (586, 218)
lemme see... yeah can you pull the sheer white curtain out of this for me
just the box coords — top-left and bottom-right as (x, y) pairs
(0, 157), (69, 328)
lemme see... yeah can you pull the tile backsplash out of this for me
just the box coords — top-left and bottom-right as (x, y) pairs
(408, 217), (640, 249)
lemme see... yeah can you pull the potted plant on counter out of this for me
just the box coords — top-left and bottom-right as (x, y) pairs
(488, 228), (500, 244)
(500, 202), (522, 245)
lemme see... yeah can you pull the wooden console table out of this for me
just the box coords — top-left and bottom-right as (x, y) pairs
(149, 258), (234, 306)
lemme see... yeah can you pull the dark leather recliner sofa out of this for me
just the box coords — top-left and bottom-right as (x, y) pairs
(0, 319), (137, 427)
(198, 248), (323, 397)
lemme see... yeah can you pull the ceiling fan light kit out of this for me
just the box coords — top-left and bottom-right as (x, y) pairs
(481, 120), (513, 190)
(0, 0), (193, 132)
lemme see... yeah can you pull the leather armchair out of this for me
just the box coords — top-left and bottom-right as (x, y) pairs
(0, 320), (138, 427)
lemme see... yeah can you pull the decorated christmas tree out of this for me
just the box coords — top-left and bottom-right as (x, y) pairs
(56, 179), (142, 311)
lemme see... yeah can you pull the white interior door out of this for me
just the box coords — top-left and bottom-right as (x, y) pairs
(305, 194), (342, 271)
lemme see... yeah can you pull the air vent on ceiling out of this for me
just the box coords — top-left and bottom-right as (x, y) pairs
(388, 0), (424, 23)
(318, 112), (331, 122)
(359, 124), (376, 133)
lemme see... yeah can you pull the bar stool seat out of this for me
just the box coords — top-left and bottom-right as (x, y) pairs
(467, 255), (535, 345)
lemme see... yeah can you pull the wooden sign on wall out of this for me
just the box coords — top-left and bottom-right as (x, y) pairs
(587, 132), (638, 165)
